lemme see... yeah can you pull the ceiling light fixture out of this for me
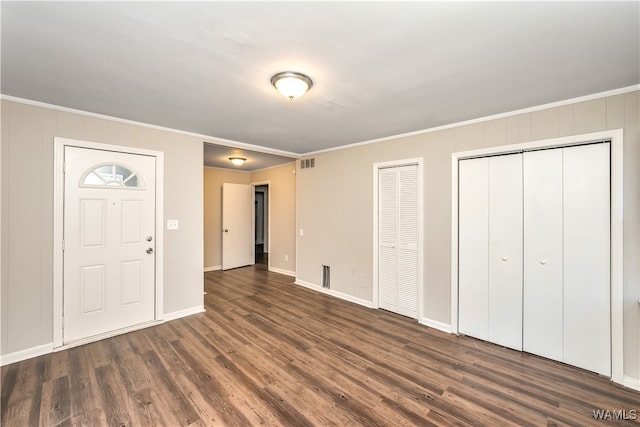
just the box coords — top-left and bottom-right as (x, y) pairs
(229, 156), (246, 166)
(271, 71), (313, 100)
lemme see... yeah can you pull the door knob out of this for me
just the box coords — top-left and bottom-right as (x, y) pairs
(501, 256), (508, 261)
(540, 259), (547, 265)
(146, 247), (154, 254)
(146, 236), (153, 242)
(224, 229), (229, 233)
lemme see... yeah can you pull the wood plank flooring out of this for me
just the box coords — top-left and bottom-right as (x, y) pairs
(2, 263), (639, 426)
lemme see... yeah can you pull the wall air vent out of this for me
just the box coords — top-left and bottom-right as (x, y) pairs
(300, 158), (316, 169)
(322, 265), (331, 289)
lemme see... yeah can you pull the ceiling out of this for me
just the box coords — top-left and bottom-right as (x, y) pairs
(2, 2), (639, 160)
(203, 143), (296, 171)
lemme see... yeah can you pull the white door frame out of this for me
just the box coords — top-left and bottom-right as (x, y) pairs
(372, 158), (424, 321)
(450, 129), (624, 385)
(53, 137), (165, 349)
(251, 181), (271, 272)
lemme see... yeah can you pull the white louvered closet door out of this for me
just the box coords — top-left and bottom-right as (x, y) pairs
(378, 165), (419, 319)
(379, 168), (398, 312)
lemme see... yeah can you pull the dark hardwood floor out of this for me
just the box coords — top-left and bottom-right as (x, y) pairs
(2, 264), (639, 426)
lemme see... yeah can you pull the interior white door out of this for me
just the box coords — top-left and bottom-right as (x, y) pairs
(562, 143), (610, 376)
(64, 146), (156, 343)
(458, 157), (489, 340)
(523, 148), (564, 362)
(222, 183), (254, 270)
(378, 165), (419, 319)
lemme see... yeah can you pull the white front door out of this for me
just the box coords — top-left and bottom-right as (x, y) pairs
(222, 183), (254, 270)
(63, 146), (156, 343)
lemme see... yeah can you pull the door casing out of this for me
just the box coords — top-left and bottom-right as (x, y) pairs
(53, 137), (165, 349)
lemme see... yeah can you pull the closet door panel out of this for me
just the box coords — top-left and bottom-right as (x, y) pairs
(488, 154), (523, 350)
(397, 166), (419, 319)
(458, 157), (489, 340)
(523, 149), (563, 362)
(563, 143), (611, 376)
(378, 168), (398, 312)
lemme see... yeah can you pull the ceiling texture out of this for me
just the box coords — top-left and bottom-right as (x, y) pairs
(2, 1), (639, 169)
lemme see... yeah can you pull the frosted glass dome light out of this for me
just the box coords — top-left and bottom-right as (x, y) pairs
(271, 71), (313, 100)
(229, 157), (246, 166)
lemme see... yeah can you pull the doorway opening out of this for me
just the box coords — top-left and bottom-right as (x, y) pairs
(254, 184), (269, 266)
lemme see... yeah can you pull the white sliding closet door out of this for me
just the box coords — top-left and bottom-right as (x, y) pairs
(459, 154), (522, 349)
(458, 157), (489, 340)
(459, 142), (611, 376)
(563, 143), (610, 376)
(523, 143), (610, 376)
(523, 149), (564, 362)
(488, 154), (523, 350)
(378, 165), (419, 319)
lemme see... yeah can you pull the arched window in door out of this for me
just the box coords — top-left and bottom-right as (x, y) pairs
(80, 164), (145, 189)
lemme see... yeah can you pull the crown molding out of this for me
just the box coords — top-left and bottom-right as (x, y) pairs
(0, 94), (300, 159)
(303, 85), (640, 156)
(3, 85), (637, 159)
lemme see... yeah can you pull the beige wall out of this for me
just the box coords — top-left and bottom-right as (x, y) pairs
(203, 167), (250, 269)
(1, 100), (204, 356)
(203, 162), (297, 274)
(251, 163), (297, 274)
(296, 91), (640, 380)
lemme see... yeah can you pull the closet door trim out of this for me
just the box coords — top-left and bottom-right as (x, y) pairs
(450, 129), (623, 385)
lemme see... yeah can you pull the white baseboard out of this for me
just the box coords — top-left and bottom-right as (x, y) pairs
(269, 267), (296, 277)
(1, 306), (204, 366)
(204, 265), (221, 272)
(163, 305), (205, 321)
(623, 375), (640, 391)
(1, 343), (53, 366)
(294, 280), (374, 308)
(420, 317), (452, 334)
(55, 320), (162, 352)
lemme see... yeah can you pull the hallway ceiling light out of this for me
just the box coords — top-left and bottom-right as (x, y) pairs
(271, 71), (313, 100)
(229, 156), (246, 166)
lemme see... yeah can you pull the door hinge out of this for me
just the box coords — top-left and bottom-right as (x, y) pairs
(62, 239), (65, 251)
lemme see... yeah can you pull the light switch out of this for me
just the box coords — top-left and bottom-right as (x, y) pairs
(299, 229), (304, 236)
(167, 219), (179, 230)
